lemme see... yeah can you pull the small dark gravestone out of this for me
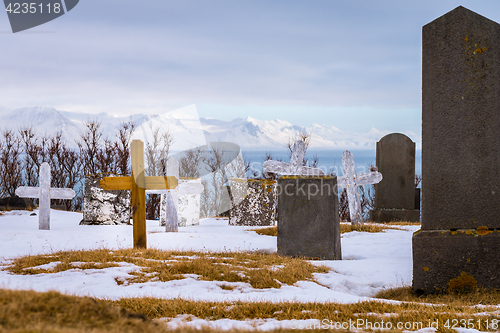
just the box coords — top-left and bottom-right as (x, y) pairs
(0, 196), (33, 211)
(413, 6), (500, 294)
(369, 133), (419, 222)
(277, 176), (341, 260)
(229, 179), (277, 226)
(80, 173), (131, 225)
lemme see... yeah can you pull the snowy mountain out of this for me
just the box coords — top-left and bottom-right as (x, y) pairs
(0, 105), (400, 150)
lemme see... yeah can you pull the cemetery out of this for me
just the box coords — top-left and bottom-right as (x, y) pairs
(1, 5), (500, 333)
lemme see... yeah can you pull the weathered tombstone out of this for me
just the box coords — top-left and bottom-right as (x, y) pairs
(100, 140), (178, 248)
(15, 162), (75, 230)
(338, 151), (383, 225)
(79, 173), (131, 225)
(229, 178), (277, 226)
(229, 140), (324, 227)
(177, 178), (204, 226)
(0, 196), (33, 211)
(413, 6), (500, 294)
(277, 176), (341, 260)
(148, 156), (204, 230)
(369, 133), (420, 222)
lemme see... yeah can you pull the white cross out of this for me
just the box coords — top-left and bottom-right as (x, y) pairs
(146, 157), (204, 232)
(15, 162), (76, 230)
(338, 150), (382, 225)
(263, 140), (325, 176)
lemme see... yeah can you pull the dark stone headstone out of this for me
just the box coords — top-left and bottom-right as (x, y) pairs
(229, 179), (276, 226)
(369, 133), (419, 222)
(0, 195), (33, 211)
(79, 173), (131, 225)
(413, 6), (500, 294)
(277, 176), (341, 260)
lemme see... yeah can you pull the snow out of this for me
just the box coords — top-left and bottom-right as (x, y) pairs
(0, 209), (421, 329)
(0, 209), (416, 302)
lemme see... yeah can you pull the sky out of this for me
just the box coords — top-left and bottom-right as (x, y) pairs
(1, 1), (499, 137)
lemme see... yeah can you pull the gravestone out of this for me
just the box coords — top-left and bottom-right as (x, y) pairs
(229, 140), (324, 227)
(15, 162), (75, 230)
(369, 133), (420, 222)
(413, 6), (500, 294)
(100, 140), (178, 248)
(161, 157), (179, 232)
(263, 140), (325, 176)
(177, 178), (204, 226)
(338, 151), (383, 225)
(277, 176), (341, 260)
(229, 178), (277, 226)
(80, 173), (131, 226)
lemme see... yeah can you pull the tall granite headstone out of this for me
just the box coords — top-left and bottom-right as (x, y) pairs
(413, 6), (500, 294)
(370, 133), (419, 222)
(277, 176), (341, 260)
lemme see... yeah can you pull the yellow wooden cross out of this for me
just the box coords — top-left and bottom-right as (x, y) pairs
(100, 139), (178, 248)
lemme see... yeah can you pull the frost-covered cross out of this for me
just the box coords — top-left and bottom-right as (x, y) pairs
(15, 162), (76, 230)
(100, 140), (178, 248)
(338, 150), (382, 225)
(263, 140), (325, 176)
(146, 157), (204, 232)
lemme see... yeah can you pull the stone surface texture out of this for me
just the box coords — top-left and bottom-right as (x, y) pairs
(229, 179), (277, 226)
(277, 176), (341, 260)
(370, 133), (419, 222)
(80, 173), (131, 225)
(414, 6), (500, 294)
(178, 178), (203, 227)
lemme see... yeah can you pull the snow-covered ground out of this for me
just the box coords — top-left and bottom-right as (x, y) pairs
(0, 209), (417, 303)
(0, 209), (422, 330)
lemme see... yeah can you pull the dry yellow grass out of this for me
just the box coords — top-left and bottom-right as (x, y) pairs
(376, 286), (500, 306)
(4, 248), (330, 289)
(0, 287), (499, 332)
(0, 288), (161, 332)
(250, 222), (414, 237)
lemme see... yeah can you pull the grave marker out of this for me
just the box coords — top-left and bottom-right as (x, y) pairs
(414, 6), (500, 293)
(147, 156), (204, 230)
(369, 133), (420, 222)
(263, 140), (325, 176)
(15, 162), (75, 230)
(338, 150), (382, 225)
(277, 176), (341, 260)
(100, 140), (178, 248)
(230, 140), (323, 227)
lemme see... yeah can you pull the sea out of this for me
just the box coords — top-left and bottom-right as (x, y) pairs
(243, 149), (422, 178)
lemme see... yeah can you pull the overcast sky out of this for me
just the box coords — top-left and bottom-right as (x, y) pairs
(1, 1), (499, 138)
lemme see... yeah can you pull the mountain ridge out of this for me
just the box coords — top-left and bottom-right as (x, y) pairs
(0, 106), (410, 151)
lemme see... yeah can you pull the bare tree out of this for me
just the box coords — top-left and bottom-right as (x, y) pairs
(201, 145), (227, 217)
(115, 121), (135, 175)
(179, 146), (204, 178)
(19, 126), (40, 187)
(0, 130), (22, 197)
(144, 125), (174, 220)
(77, 120), (103, 176)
